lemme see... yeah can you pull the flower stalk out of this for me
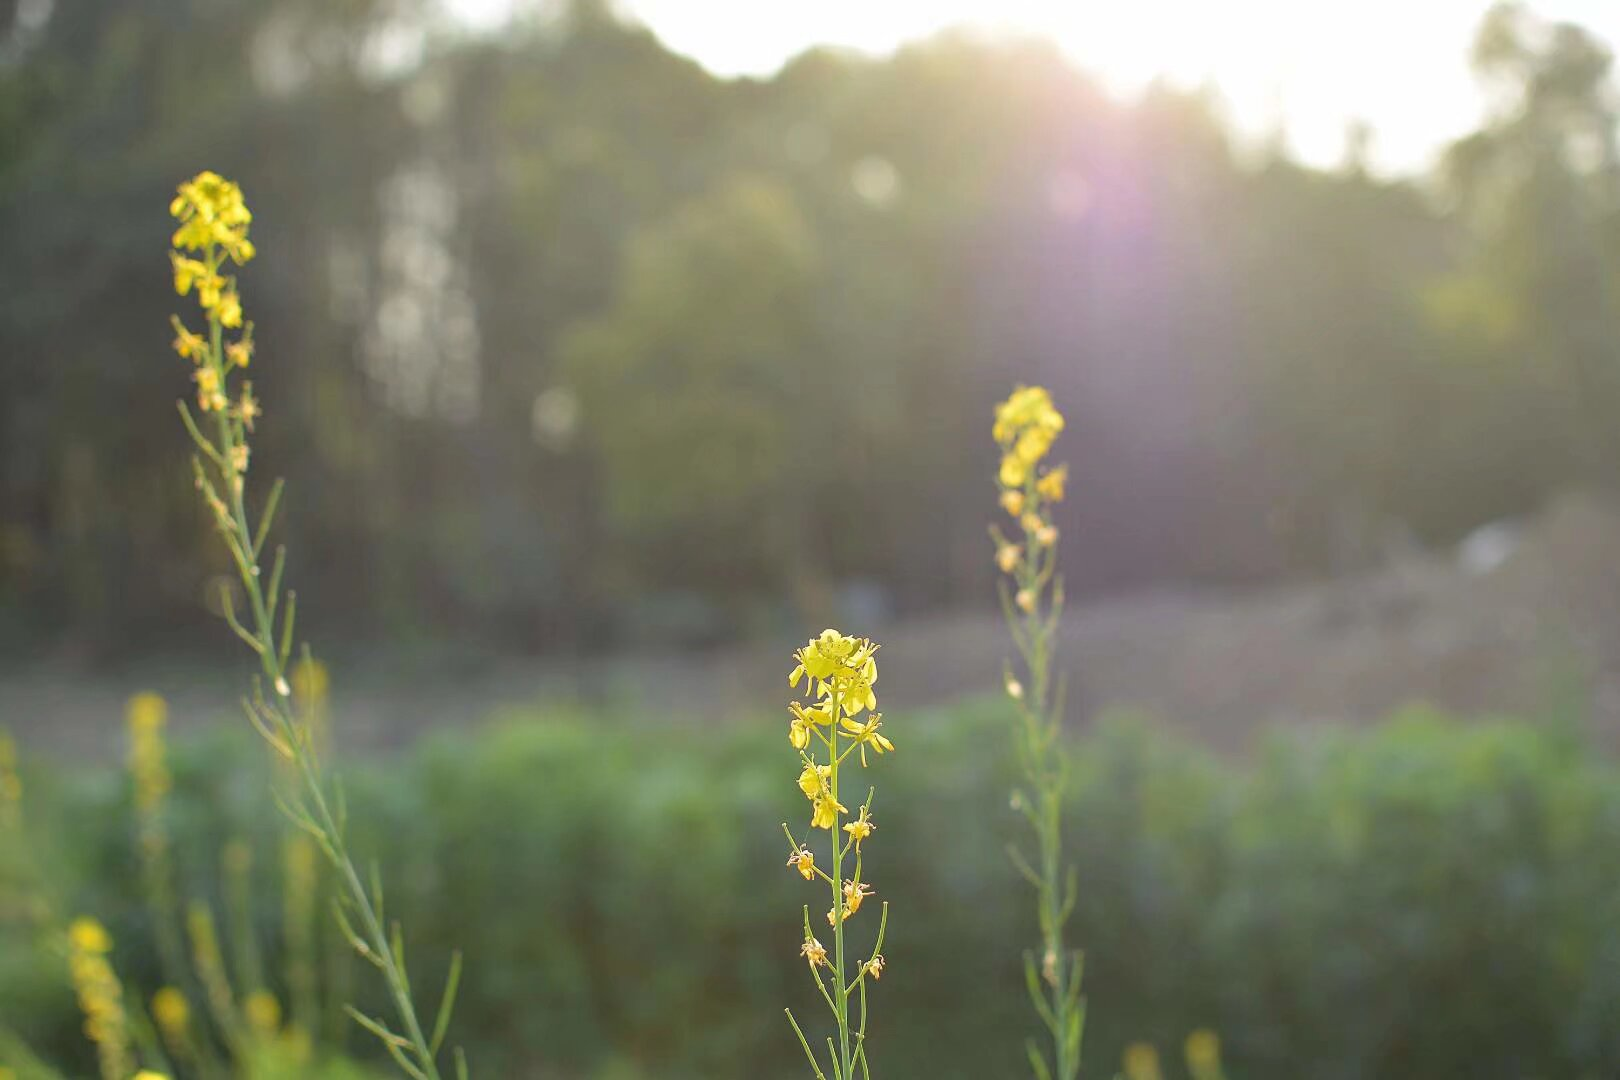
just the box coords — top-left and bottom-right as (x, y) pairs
(782, 630), (893, 1080)
(165, 171), (464, 1080)
(991, 386), (1084, 1080)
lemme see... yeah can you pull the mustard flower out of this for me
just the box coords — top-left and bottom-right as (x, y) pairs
(215, 289), (243, 329)
(236, 383), (260, 431)
(225, 330), (254, 369)
(810, 792), (846, 830)
(151, 986), (189, 1040)
(1123, 1043), (1163, 1080)
(992, 384), (1082, 1080)
(68, 917), (131, 1080)
(170, 317), (206, 363)
(787, 847), (816, 880)
(798, 762), (829, 800)
(1037, 464), (1068, 503)
(781, 627), (891, 1079)
(245, 989), (282, 1034)
(839, 712), (894, 765)
(194, 365), (227, 412)
(170, 171), (255, 264)
(865, 954), (885, 980)
(1185, 1028), (1221, 1073)
(842, 879), (872, 917)
(993, 384), (1065, 446)
(1000, 453), (1029, 489)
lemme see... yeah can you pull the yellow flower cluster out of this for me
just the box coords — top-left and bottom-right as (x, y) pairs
(67, 917), (133, 1080)
(991, 386), (1067, 613)
(168, 171), (259, 434)
(993, 384), (1065, 490)
(127, 692), (171, 817)
(780, 629), (895, 1077)
(170, 170), (256, 265)
(1123, 1042), (1162, 1080)
(1184, 1028), (1224, 1080)
(151, 985), (191, 1050)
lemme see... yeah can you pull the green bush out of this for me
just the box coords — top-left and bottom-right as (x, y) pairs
(5, 701), (1620, 1078)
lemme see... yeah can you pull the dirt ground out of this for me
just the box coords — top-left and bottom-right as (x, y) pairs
(8, 492), (1620, 762)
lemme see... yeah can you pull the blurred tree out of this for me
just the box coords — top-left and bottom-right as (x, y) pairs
(4, 2), (1617, 653)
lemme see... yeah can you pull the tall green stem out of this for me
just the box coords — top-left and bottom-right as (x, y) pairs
(829, 686), (852, 1079)
(198, 247), (446, 1080)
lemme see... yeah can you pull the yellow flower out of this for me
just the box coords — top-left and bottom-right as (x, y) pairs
(786, 847), (816, 880)
(67, 916), (131, 1080)
(1035, 523), (1058, 548)
(800, 937), (828, 968)
(999, 453), (1028, 489)
(789, 629), (879, 717)
(996, 543), (1022, 574)
(842, 879), (872, 917)
(865, 954), (885, 980)
(152, 986), (189, 1033)
(993, 384), (1065, 447)
(225, 333), (254, 369)
(237, 383), (261, 431)
(1123, 1042), (1162, 1080)
(1005, 673), (1024, 700)
(170, 252), (210, 297)
(788, 700), (832, 749)
(810, 792), (846, 830)
(70, 917), (112, 954)
(195, 365), (226, 412)
(135, 1073), (171, 1080)
(1013, 426), (1054, 467)
(843, 813), (875, 846)
(215, 289), (243, 329)
(127, 691), (166, 734)
(244, 989), (281, 1034)
(797, 763), (830, 800)
(828, 879), (873, 924)
(230, 444), (250, 475)
(839, 712), (894, 764)
(1185, 1028), (1222, 1074)
(128, 692), (172, 815)
(1001, 489), (1025, 517)
(170, 171), (255, 264)
(1020, 512), (1044, 535)
(170, 316), (206, 362)
(1037, 464), (1068, 503)
(1015, 588), (1037, 614)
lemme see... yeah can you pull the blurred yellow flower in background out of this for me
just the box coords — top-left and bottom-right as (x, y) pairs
(1123, 1042), (1162, 1080)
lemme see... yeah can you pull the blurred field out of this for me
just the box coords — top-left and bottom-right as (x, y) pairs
(8, 490), (1620, 762)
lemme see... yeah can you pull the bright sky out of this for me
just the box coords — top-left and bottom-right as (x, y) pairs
(452, 0), (1620, 175)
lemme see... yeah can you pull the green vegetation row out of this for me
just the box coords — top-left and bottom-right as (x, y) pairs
(6, 703), (1620, 1078)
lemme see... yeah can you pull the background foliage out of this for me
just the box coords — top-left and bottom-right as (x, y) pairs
(7, 1), (1620, 653)
(7, 704), (1620, 1079)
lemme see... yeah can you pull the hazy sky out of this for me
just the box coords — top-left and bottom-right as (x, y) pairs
(452, 1), (1620, 174)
